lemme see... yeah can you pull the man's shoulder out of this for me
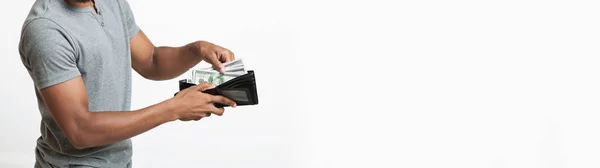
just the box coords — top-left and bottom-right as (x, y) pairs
(23, 18), (62, 33)
(24, 0), (62, 22)
(20, 17), (70, 51)
(22, 0), (69, 34)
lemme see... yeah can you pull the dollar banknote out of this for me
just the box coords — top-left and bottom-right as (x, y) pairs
(189, 59), (247, 85)
(197, 59), (244, 72)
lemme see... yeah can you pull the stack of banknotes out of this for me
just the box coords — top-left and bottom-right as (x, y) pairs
(187, 59), (247, 85)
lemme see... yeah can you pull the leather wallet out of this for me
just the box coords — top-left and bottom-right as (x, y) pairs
(175, 70), (259, 108)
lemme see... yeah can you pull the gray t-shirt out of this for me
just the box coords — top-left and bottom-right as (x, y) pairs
(19, 0), (139, 167)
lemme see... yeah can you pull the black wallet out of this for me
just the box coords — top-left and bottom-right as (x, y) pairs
(175, 70), (259, 108)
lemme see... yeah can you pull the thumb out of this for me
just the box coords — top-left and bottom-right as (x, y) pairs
(206, 53), (225, 74)
(195, 82), (216, 91)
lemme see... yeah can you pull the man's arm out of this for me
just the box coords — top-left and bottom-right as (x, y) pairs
(130, 30), (235, 80)
(41, 76), (236, 149)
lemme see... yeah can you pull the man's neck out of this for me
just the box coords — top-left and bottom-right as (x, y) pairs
(64, 0), (97, 12)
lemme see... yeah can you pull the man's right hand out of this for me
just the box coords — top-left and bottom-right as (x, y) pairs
(38, 76), (236, 149)
(171, 82), (237, 121)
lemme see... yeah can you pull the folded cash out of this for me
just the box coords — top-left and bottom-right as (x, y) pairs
(188, 59), (247, 85)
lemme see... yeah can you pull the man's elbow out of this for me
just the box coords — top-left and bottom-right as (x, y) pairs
(63, 115), (96, 149)
(138, 71), (159, 81)
(65, 129), (93, 150)
(71, 139), (90, 150)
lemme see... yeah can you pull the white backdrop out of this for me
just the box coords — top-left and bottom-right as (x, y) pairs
(2, 0), (600, 168)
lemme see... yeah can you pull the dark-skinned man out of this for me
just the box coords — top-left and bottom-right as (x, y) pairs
(19, 0), (237, 167)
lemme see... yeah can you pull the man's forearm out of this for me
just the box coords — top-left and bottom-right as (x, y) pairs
(145, 42), (201, 80)
(71, 99), (181, 149)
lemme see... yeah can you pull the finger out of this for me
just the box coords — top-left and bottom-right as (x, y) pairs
(195, 112), (209, 118)
(194, 82), (216, 91)
(210, 95), (237, 108)
(180, 117), (196, 121)
(207, 53), (225, 74)
(179, 82), (199, 94)
(190, 116), (203, 121)
(230, 50), (235, 61)
(221, 50), (234, 63)
(180, 113), (207, 121)
(211, 106), (225, 116)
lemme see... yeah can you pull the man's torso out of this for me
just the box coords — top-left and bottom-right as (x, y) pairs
(19, 0), (138, 167)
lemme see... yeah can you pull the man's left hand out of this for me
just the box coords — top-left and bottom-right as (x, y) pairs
(193, 41), (235, 74)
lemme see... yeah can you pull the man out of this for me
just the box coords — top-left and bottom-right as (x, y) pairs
(19, 0), (237, 167)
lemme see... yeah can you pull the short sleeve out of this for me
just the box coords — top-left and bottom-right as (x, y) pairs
(119, 0), (140, 40)
(21, 19), (81, 90)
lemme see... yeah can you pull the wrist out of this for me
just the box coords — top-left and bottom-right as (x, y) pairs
(188, 41), (205, 59)
(162, 98), (182, 122)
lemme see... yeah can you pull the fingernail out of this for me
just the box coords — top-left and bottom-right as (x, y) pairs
(233, 104), (237, 108)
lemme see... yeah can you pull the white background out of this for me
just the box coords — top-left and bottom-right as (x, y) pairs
(1, 0), (600, 168)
